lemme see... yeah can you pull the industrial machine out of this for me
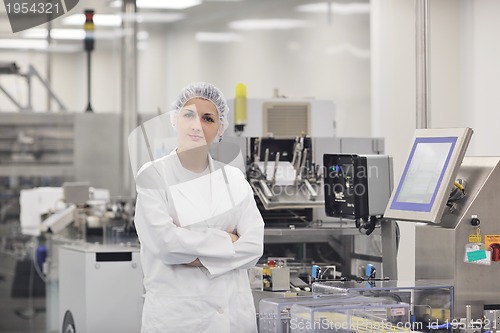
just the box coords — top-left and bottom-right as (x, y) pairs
(236, 136), (397, 281)
(19, 182), (135, 243)
(17, 182), (136, 332)
(0, 112), (122, 198)
(384, 127), (500, 319)
(224, 98), (335, 215)
(246, 136), (323, 211)
(59, 243), (143, 333)
(0, 111), (128, 333)
(322, 153), (397, 280)
(217, 96), (396, 287)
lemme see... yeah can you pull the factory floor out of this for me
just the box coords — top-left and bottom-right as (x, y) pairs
(0, 252), (48, 333)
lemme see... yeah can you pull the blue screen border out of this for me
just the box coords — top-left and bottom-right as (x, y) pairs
(390, 136), (458, 212)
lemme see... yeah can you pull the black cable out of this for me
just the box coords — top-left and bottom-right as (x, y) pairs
(395, 221), (400, 252)
(365, 216), (378, 235)
(358, 216), (378, 235)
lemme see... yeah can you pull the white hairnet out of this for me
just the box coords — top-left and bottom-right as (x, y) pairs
(128, 82), (244, 181)
(171, 82), (229, 138)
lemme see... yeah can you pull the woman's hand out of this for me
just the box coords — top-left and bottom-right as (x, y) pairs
(227, 232), (239, 243)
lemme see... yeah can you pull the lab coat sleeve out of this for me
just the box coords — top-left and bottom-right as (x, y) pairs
(199, 180), (264, 278)
(135, 182), (235, 266)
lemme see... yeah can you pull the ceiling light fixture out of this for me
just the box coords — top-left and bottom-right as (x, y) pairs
(64, 13), (185, 26)
(109, 0), (121, 7)
(62, 14), (122, 26)
(195, 32), (242, 43)
(131, 13), (185, 23)
(325, 43), (370, 58)
(110, 0), (201, 9)
(23, 29), (85, 40)
(0, 39), (48, 50)
(229, 19), (308, 31)
(22, 28), (149, 40)
(296, 2), (370, 15)
(138, 0), (201, 9)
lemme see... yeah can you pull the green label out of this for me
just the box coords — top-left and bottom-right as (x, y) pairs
(467, 250), (487, 262)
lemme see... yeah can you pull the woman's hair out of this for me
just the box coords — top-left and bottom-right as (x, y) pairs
(172, 82), (229, 121)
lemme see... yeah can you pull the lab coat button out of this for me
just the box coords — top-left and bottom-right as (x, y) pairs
(217, 307), (224, 314)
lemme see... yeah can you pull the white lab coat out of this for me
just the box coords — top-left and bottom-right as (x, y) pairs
(134, 150), (264, 333)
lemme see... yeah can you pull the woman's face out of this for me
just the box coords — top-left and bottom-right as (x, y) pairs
(176, 98), (220, 151)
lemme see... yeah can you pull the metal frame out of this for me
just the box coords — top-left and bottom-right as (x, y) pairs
(0, 65), (67, 112)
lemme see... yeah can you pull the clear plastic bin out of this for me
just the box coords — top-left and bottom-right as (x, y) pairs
(259, 293), (404, 333)
(290, 300), (410, 333)
(312, 280), (454, 330)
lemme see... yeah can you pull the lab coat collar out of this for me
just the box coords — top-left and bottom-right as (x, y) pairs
(168, 149), (233, 220)
(168, 148), (216, 173)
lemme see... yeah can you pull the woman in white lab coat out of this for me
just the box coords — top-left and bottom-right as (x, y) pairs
(134, 82), (264, 333)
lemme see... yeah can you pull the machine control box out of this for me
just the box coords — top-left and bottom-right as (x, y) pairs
(323, 154), (393, 220)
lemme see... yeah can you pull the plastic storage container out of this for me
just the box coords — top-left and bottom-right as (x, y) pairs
(259, 293), (406, 333)
(312, 280), (454, 330)
(290, 299), (410, 333)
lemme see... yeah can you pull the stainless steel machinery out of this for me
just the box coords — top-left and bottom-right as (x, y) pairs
(227, 135), (398, 290)
(415, 156), (500, 318)
(215, 94), (396, 282)
(0, 111), (134, 333)
(0, 113), (122, 198)
(384, 127), (500, 319)
(58, 243), (143, 333)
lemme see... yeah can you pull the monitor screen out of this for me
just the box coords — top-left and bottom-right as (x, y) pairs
(384, 128), (473, 224)
(390, 137), (456, 212)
